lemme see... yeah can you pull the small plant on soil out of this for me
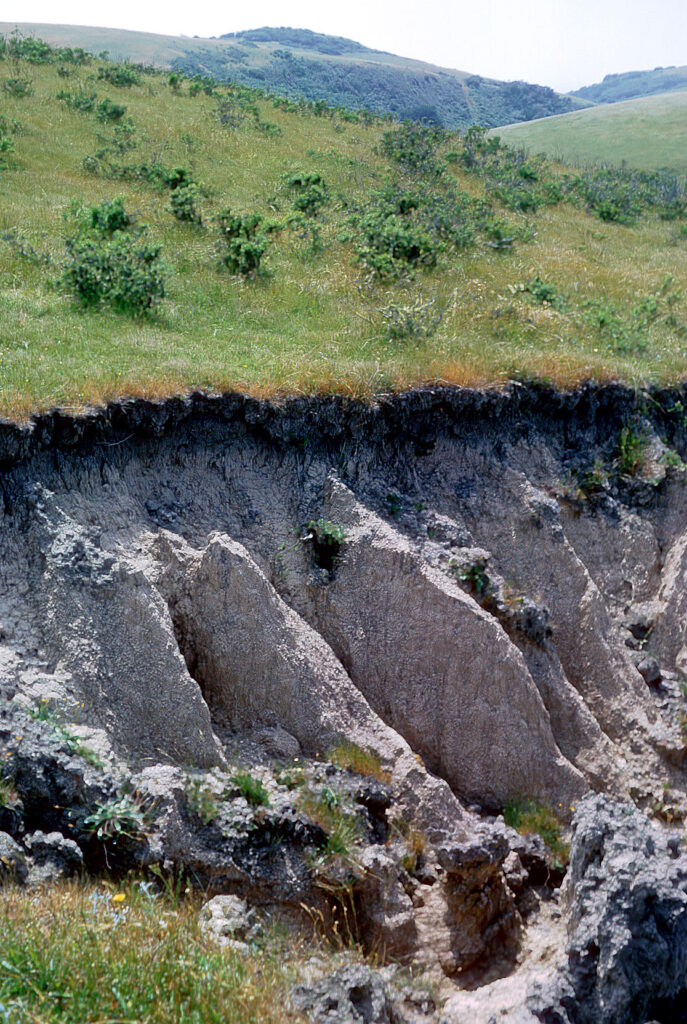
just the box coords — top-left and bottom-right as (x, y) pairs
(503, 798), (569, 868)
(615, 424), (649, 478)
(0, 771), (19, 810)
(305, 518), (346, 573)
(299, 788), (363, 863)
(231, 770), (270, 807)
(275, 764), (306, 790)
(184, 775), (219, 824)
(83, 793), (149, 841)
(454, 557), (489, 596)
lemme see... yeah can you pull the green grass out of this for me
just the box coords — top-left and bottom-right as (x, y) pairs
(496, 91), (687, 174)
(327, 741), (391, 784)
(0, 43), (686, 422)
(0, 879), (308, 1023)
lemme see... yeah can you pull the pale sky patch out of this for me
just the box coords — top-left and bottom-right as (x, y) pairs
(4, 0), (687, 93)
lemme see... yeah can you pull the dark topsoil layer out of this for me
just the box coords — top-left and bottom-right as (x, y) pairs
(2, 382), (687, 471)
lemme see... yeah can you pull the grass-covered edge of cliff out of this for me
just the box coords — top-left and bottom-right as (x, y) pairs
(0, 33), (686, 420)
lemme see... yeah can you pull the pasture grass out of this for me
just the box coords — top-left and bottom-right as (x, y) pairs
(496, 91), (687, 174)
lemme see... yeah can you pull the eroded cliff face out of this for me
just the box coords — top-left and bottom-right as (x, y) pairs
(5, 383), (687, 1019)
(2, 383), (687, 816)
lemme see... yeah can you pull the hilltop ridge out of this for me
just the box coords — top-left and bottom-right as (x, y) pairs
(0, 21), (581, 128)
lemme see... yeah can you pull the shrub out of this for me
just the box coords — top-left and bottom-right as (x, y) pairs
(57, 87), (98, 112)
(5, 34), (54, 63)
(380, 122), (444, 176)
(98, 63), (141, 88)
(2, 74), (33, 98)
(168, 182), (203, 225)
(97, 98), (127, 122)
(356, 206), (439, 279)
(286, 171), (329, 216)
(168, 71), (184, 93)
(215, 95), (247, 128)
(189, 74), (216, 97)
(0, 128), (14, 169)
(83, 196), (132, 235)
(216, 209), (267, 276)
(62, 230), (166, 316)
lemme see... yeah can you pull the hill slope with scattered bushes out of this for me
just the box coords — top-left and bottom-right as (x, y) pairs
(0, 33), (686, 417)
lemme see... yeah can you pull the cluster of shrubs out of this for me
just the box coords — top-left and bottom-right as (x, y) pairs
(451, 123), (686, 225)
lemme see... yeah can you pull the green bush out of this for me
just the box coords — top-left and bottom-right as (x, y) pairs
(355, 192), (439, 279)
(5, 34), (52, 63)
(380, 122), (444, 176)
(0, 127), (14, 169)
(216, 209), (268, 275)
(97, 98), (127, 122)
(57, 87), (97, 112)
(86, 196), (132, 235)
(62, 201), (166, 316)
(98, 63), (141, 88)
(168, 72), (184, 93)
(168, 182), (203, 225)
(286, 171), (329, 216)
(189, 74), (216, 97)
(2, 75), (33, 98)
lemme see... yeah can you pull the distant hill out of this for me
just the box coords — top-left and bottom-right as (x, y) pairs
(495, 90), (687, 173)
(0, 22), (582, 128)
(572, 65), (687, 105)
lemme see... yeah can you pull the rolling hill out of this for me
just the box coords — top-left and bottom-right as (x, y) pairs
(0, 22), (582, 129)
(495, 91), (687, 174)
(572, 64), (687, 105)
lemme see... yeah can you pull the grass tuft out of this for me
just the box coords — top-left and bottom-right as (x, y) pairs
(327, 742), (391, 784)
(503, 798), (570, 868)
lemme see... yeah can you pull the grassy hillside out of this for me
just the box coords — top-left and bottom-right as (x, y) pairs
(495, 92), (687, 174)
(0, 22), (581, 129)
(0, 35), (686, 419)
(572, 65), (687, 105)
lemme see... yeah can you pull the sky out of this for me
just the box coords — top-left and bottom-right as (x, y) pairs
(5, 0), (687, 92)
